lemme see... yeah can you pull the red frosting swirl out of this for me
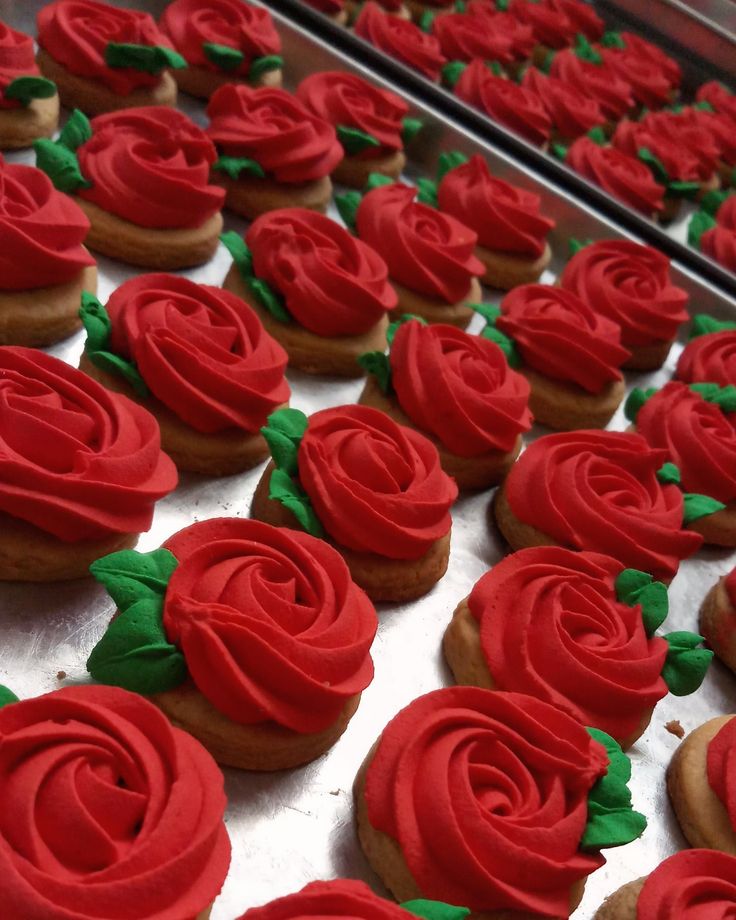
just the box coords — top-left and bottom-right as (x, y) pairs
(496, 284), (629, 394)
(687, 106), (736, 167)
(565, 137), (665, 216)
(468, 547), (669, 743)
(37, 0), (172, 95)
(206, 84), (342, 184)
(612, 119), (701, 183)
(522, 67), (605, 140)
(455, 60), (552, 147)
(600, 43), (674, 110)
(544, 0), (604, 40)
(246, 208), (396, 336)
(637, 849), (736, 919)
(701, 195), (736, 272)
(677, 330), (736, 388)
(635, 382), (736, 505)
(364, 687), (607, 914)
(707, 717), (736, 831)
(617, 32), (681, 90)
(159, 0), (280, 76)
(465, 5), (536, 60)
(77, 107), (224, 230)
(504, 430), (703, 580)
(511, 0), (577, 48)
(0, 685), (230, 920)
(298, 405), (457, 560)
(297, 72), (409, 157)
(550, 49), (634, 122)
(0, 24), (41, 110)
(390, 319), (532, 456)
(0, 158), (94, 291)
(437, 154), (554, 258)
(0, 347), (177, 542)
(162, 518), (377, 733)
(355, 4), (446, 82)
(560, 240), (689, 348)
(106, 273), (289, 434)
(640, 109), (720, 181)
(237, 880), (421, 920)
(355, 181), (484, 302)
(697, 82), (736, 123)
(432, 11), (529, 67)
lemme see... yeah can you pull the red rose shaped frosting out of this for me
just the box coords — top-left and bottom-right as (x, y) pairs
(496, 285), (629, 394)
(615, 32), (681, 90)
(0, 158), (95, 291)
(298, 405), (457, 559)
(355, 181), (484, 302)
(637, 849), (736, 918)
(565, 137), (665, 216)
(522, 67), (605, 140)
(236, 880), (425, 920)
(560, 240), (689, 348)
(206, 84), (342, 185)
(635, 383), (736, 505)
(707, 718), (736, 831)
(160, 518), (377, 732)
(511, 0), (577, 48)
(465, 5), (537, 60)
(159, 0), (280, 76)
(77, 107), (224, 230)
(600, 43), (674, 110)
(687, 106), (736, 168)
(0, 347), (177, 542)
(432, 11), (530, 67)
(37, 0), (174, 95)
(355, 4), (446, 82)
(504, 430), (703, 580)
(612, 119), (701, 183)
(468, 547), (669, 742)
(437, 154), (554, 258)
(0, 24), (43, 110)
(297, 71), (409, 157)
(0, 685), (230, 920)
(364, 687), (608, 914)
(550, 49), (634, 122)
(246, 208), (396, 336)
(700, 196), (736, 272)
(390, 319), (532, 456)
(106, 274), (289, 434)
(677, 330), (736, 388)
(455, 61), (552, 147)
(544, 0), (604, 40)
(639, 110), (720, 181)
(697, 82), (736, 123)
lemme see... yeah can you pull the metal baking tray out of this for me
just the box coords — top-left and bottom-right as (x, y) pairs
(266, 0), (736, 298)
(1, 3), (736, 918)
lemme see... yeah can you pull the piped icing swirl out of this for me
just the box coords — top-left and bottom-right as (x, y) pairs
(521, 67), (605, 140)
(612, 119), (702, 183)
(432, 11), (529, 67)
(700, 196), (736, 272)
(0, 685), (230, 920)
(600, 41), (675, 110)
(677, 328), (736, 388)
(465, 5), (536, 60)
(355, 4), (446, 82)
(545, 0), (604, 40)
(707, 717), (736, 831)
(697, 81), (736, 122)
(636, 849), (736, 918)
(639, 109), (720, 182)
(0, 24), (44, 110)
(510, 0), (577, 48)
(550, 49), (634, 122)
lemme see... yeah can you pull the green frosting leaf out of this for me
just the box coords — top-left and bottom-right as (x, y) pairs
(587, 126), (607, 145)
(688, 210), (717, 249)
(357, 351), (392, 395)
(335, 190), (362, 232)
(496, 0), (509, 10)
(454, 0), (466, 10)
(401, 902), (470, 920)
(480, 325), (521, 368)
(248, 54), (283, 81)
(574, 33), (603, 65)
(212, 155), (265, 180)
(582, 728), (647, 851)
(601, 30), (626, 49)
(486, 60), (504, 77)
(0, 685), (19, 708)
(656, 462), (682, 486)
(693, 100), (714, 112)
(442, 61), (467, 89)
(221, 229), (254, 274)
(690, 382), (736, 413)
(437, 150), (468, 182)
(540, 50), (555, 74)
(387, 313), (426, 346)
(59, 109), (92, 151)
(261, 408), (308, 477)
(220, 232), (290, 322)
(203, 41), (244, 72)
(683, 493), (727, 523)
(661, 631), (713, 695)
(623, 386), (656, 422)
(668, 180), (700, 199)
(269, 468), (324, 537)
(700, 188), (731, 216)
(105, 42), (186, 73)
(250, 277), (289, 321)
(34, 138), (91, 193)
(416, 177), (439, 208)
(569, 238), (593, 256)
(689, 314), (736, 340)
(637, 147), (669, 184)
(402, 117), (423, 146)
(365, 171), (395, 191)
(470, 301), (501, 324)
(419, 10), (435, 31)
(615, 568), (669, 636)
(79, 292), (150, 397)
(551, 141), (569, 161)
(337, 124), (380, 155)
(90, 547), (178, 612)
(4, 76), (56, 106)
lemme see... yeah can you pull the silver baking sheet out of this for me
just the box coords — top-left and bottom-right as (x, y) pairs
(1, 3), (736, 918)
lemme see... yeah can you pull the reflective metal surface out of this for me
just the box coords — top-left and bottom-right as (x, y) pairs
(1, 4), (736, 918)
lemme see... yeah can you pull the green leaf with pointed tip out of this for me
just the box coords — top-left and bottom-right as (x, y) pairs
(248, 54), (283, 81)
(357, 351), (392, 395)
(34, 138), (91, 193)
(416, 177), (438, 207)
(481, 325), (521, 368)
(551, 141), (568, 160)
(79, 293), (150, 398)
(688, 210), (718, 249)
(335, 190), (362, 232)
(637, 147), (669, 184)
(249, 277), (290, 322)
(105, 42), (186, 73)
(601, 30), (626, 49)
(203, 41), (245, 72)
(569, 238), (593, 256)
(90, 547), (178, 612)
(4, 76), (56, 106)
(690, 382), (736, 413)
(683, 493), (727, 523)
(668, 180), (700, 199)
(623, 386), (656, 423)
(700, 188), (731, 216)
(574, 33), (603, 65)
(221, 230), (254, 275)
(337, 124), (380, 155)
(615, 569), (669, 636)
(212, 155), (265, 180)
(689, 313), (736, 339)
(587, 126), (607, 145)
(437, 150), (468, 182)
(471, 302), (501, 324)
(261, 408), (308, 477)
(59, 109), (92, 151)
(442, 60), (467, 89)
(657, 462), (681, 486)
(387, 313), (426, 346)
(365, 171), (394, 191)
(486, 60), (504, 77)
(401, 902), (470, 920)
(269, 468), (324, 537)
(419, 10), (435, 31)
(662, 631), (712, 695)
(402, 117), (423, 146)
(0, 686), (19, 708)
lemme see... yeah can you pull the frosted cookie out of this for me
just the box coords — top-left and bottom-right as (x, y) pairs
(251, 405), (458, 601)
(510, 0), (578, 65)
(87, 517), (378, 770)
(545, 0), (604, 40)
(0, 23), (58, 149)
(355, 4), (446, 82)
(599, 31), (680, 110)
(78, 274), (289, 475)
(521, 66), (606, 142)
(700, 566), (736, 674)
(221, 208), (396, 376)
(550, 42), (634, 126)
(638, 109), (722, 199)
(677, 313), (736, 387)
(431, 8), (535, 76)
(689, 193), (736, 273)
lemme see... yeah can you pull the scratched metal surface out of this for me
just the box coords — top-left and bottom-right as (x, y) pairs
(1, 3), (736, 918)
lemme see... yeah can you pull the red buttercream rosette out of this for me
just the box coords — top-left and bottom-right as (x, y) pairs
(0, 23), (41, 110)
(0, 685), (230, 920)
(600, 42), (675, 110)
(640, 110), (720, 180)
(37, 0), (172, 95)
(364, 686), (608, 915)
(550, 49), (634, 122)
(707, 718), (736, 830)
(0, 157), (94, 291)
(206, 84), (342, 184)
(560, 240), (689, 348)
(0, 346), (177, 542)
(77, 107), (224, 229)
(544, 0), (604, 40)
(236, 880), (423, 920)
(677, 330), (736, 388)
(701, 196), (736, 272)
(159, 0), (280, 76)
(496, 285), (629, 394)
(697, 81), (736, 123)
(612, 119), (701, 183)
(637, 849), (736, 917)
(504, 430), (703, 580)
(161, 518), (377, 733)
(355, 4), (446, 82)
(437, 154), (554, 258)
(615, 32), (681, 90)
(355, 181), (484, 302)
(390, 319), (532, 455)
(432, 12), (523, 67)
(246, 208), (396, 336)
(465, 5), (537, 60)
(298, 405), (457, 559)
(686, 106), (736, 167)
(510, 0), (577, 48)
(468, 547), (669, 742)
(521, 67), (604, 140)
(106, 274), (289, 434)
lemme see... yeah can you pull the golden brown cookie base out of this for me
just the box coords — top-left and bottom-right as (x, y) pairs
(686, 502), (736, 547)
(333, 148), (405, 188)
(667, 715), (736, 853)
(174, 63), (282, 100)
(223, 264), (389, 376)
(0, 511), (137, 582)
(36, 48), (177, 115)
(359, 375), (521, 489)
(197, 909), (212, 920)
(354, 742), (587, 919)
(393, 276), (481, 329)
(700, 577), (736, 673)
(0, 262), (96, 347)
(523, 367), (625, 430)
(151, 680), (361, 770)
(622, 338), (673, 371)
(213, 172), (332, 220)
(79, 353), (280, 476)
(73, 196), (223, 270)
(592, 878), (645, 920)
(0, 93), (59, 149)
(478, 241), (552, 291)
(251, 461), (451, 601)
(493, 482), (560, 553)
